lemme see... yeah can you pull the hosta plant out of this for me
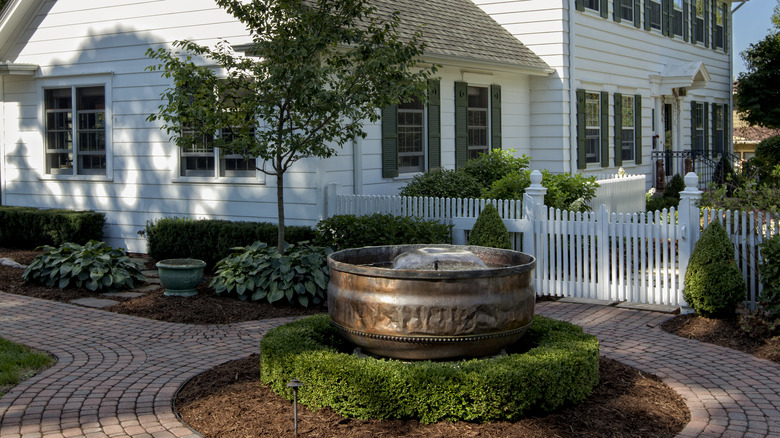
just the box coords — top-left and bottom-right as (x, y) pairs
(23, 241), (147, 292)
(211, 241), (331, 307)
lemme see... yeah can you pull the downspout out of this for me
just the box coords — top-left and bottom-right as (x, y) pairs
(568, 0), (578, 174)
(1, 75), (4, 206)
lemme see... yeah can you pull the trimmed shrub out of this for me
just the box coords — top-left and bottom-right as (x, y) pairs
(260, 314), (599, 424)
(460, 149), (530, 188)
(145, 217), (315, 270)
(663, 173), (685, 203)
(683, 221), (746, 318)
(468, 204), (511, 249)
(758, 234), (780, 320)
(23, 241), (147, 292)
(314, 214), (452, 251)
(398, 168), (482, 199)
(211, 241), (330, 307)
(0, 207), (105, 249)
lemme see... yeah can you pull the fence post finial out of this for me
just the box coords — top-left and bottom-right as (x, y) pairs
(525, 170), (547, 208)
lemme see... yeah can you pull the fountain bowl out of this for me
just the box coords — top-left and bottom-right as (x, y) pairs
(327, 244), (536, 360)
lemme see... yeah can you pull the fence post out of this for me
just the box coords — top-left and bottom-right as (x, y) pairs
(597, 204), (610, 300)
(677, 172), (702, 313)
(523, 170), (547, 259)
(525, 170), (547, 207)
(324, 182), (340, 219)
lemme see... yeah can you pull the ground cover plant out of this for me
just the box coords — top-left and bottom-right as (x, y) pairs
(22, 241), (147, 292)
(0, 337), (53, 396)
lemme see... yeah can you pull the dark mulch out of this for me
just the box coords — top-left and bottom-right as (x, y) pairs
(661, 313), (780, 362)
(18, 246), (780, 436)
(176, 354), (689, 438)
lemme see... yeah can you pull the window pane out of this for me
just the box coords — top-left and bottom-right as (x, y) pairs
(620, 0), (633, 21)
(650, 1), (662, 29)
(585, 93), (600, 163)
(622, 96), (634, 128)
(45, 88), (74, 174)
(584, 0), (598, 10)
(622, 129), (635, 161)
(467, 87), (489, 160)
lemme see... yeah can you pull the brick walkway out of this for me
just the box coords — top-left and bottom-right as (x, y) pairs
(2, 292), (780, 437)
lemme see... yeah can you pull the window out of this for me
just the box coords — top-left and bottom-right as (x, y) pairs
(621, 95), (635, 161)
(586, 92), (601, 164)
(712, 104), (724, 154)
(693, 0), (705, 43)
(467, 86), (489, 160)
(693, 102), (705, 152)
(45, 86), (106, 176)
(397, 98), (425, 173)
(618, 0), (634, 22)
(584, 0), (599, 11)
(180, 129), (258, 178)
(382, 80), (441, 177)
(649, 0), (662, 30)
(713, 1), (725, 50)
(673, 0), (684, 37)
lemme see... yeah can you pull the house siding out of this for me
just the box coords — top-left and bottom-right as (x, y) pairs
(473, 0), (733, 179)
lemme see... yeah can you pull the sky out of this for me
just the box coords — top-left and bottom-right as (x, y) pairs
(732, 0), (778, 78)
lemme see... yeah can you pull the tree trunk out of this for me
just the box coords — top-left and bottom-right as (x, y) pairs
(276, 170), (285, 254)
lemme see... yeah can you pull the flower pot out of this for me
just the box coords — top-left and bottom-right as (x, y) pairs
(156, 258), (206, 297)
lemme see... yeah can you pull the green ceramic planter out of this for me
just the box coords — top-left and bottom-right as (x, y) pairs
(156, 258), (206, 297)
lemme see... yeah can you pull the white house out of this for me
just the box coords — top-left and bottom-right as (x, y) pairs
(0, 0), (737, 253)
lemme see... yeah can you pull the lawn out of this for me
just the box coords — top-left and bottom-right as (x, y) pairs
(0, 337), (53, 396)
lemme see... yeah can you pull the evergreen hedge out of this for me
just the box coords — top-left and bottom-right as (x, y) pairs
(314, 213), (452, 250)
(0, 207), (105, 248)
(145, 218), (315, 270)
(260, 314), (599, 424)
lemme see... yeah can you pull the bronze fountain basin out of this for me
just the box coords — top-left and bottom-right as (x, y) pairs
(327, 244), (536, 360)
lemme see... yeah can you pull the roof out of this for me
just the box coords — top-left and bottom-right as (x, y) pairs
(370, 0), (551, 73)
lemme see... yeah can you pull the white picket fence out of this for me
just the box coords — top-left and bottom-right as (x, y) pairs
(327, 172), (778, 309)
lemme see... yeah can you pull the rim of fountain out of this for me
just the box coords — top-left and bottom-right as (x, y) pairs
(328, 244), (536, 279)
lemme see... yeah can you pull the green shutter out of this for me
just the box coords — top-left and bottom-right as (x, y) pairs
(601, 0), (608, 18)
(614, 93), (623, 167)
(663, 0), (671, 36)
(724, 3), (729, 53)
(634, 0), (642, 27)
(427, 79), (441, 169)
(690, 0), (697, 45)
(724, 104), (730, 153)
(577, 89), (586, 170)
(683, 0), (689, 41)
(454, 81), (468, 169)
(491, 85), (502, 151)
(576, 0), (584, 11)
(601, 91), (609, 168)
(691, 100), (697, 152)
(703, 102), (709, 154)
(635, 94), (643, 165)
(711, 0), (717, 50)
(614, 0), (621, 22)
(704, 0), (710, 47)
(645, 1), (652, 31)
(381, 105), (398, 178)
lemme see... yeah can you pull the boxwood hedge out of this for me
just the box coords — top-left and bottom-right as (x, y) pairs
(0, 206), (105, 248)
(260, 314), (599, 424)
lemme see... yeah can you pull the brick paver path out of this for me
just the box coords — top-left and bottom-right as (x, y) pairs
(2, 292), (780, 437)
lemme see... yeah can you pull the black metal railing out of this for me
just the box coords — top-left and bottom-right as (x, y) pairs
(651, 150), (745, 190)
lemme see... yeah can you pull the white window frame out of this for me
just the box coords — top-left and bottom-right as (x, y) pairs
(673, 0), (684, 37)
(619, 0), (634, 22)
(584, 0), (599, 12)
(649, 0), (662, 31)
(693, 0), (705, 43)
(694, 102), (705, 152)
(621, 95), (635, 162)
(714, 1), (725, 50)
(467, 85), (490, 160)
(586, 92), (601, 164)
(397, 97), (427, 174)
(38, 75), (113, 181)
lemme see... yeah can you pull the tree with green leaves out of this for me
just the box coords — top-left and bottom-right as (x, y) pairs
(735, 3), (780, 128)
(147, 0), (434, 252)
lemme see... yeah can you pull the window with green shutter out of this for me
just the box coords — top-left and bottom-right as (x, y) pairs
(713, 1), (725, 50)
(614, 93), (641, 165)
(454, 81), (502, 168)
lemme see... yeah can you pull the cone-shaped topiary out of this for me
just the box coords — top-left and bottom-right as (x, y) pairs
(468, 203), (511, 249)
(683, 221), (746, 318)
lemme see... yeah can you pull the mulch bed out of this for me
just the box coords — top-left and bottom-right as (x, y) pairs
(6, 246), (776, 437)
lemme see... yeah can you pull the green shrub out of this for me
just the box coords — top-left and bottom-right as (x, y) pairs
(211, 241), (330, 307)
(683, 221), (746, 318)
(663, 174), (685, 203)
(314, 214), (452, 251)
(460, 149), (530, 188)
(467, 204), (511, 249)
(646, 196), (678, 212)
(752, 134), (780, 186)
(699, 174), (780, 215)
(146, 217), (315, 270)
(0, 207), (105, 249)
(22, 241), (147, 292)
(483, 170), (598, 213)
(398, 168), (482, 199)
(260, 314), (599, 424)
(758, 234), (780, 320)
